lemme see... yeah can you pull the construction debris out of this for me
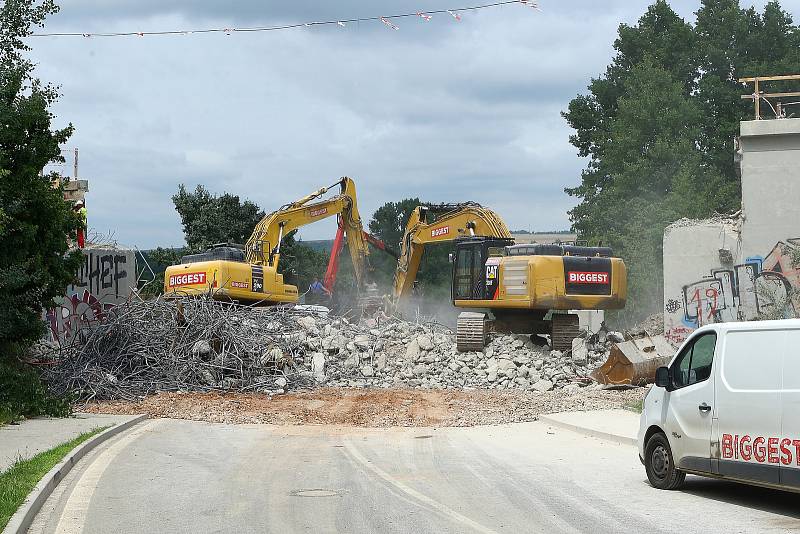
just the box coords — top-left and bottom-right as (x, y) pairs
(82, 388), (648, 427)
(591, 334), (675, 386)
(36, 297), (623, 401)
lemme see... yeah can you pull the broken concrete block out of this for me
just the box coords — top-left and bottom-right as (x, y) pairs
(607, 331), (625, 343)
(571, 338), (588, 365)
(405, 339), (421, 360)
(312, 352), (325, 382)
(191, 340), (212, 357)
(296, 316), (317, 330)
(354, 334), (371, 351)
(416, 335), (434, 351)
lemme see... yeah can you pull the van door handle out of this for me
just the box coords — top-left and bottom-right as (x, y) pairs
(699, 403), (711, 413)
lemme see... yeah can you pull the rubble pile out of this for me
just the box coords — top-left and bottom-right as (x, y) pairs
(319, 321), (617, 393)
(39, 297), (620, 401)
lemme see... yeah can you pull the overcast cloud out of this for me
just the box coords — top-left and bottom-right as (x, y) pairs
(27, 0), (796, 247)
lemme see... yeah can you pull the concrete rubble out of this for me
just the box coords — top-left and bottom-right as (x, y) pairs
(36, 297), (630, 400)
(39, 299), (688, 400)
(312, 316), (616, 392)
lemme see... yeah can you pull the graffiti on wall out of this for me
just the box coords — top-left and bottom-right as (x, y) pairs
(70, 251), (131, 298)
(45, 249), (136, 343)
(665, 239), (800, 345)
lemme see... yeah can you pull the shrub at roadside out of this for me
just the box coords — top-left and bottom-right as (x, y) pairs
(0, 0), (79, 423)
(0, 359), (70, 425)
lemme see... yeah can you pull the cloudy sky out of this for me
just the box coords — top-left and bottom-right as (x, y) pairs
(28, 0), (796, 247)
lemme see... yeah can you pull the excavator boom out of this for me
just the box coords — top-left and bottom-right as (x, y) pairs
(393, 202), (511, 298)
(245, 177), (370, 287)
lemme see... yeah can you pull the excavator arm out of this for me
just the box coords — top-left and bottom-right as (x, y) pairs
(393, 202), (511, 299)
(245, 177), (371, 290)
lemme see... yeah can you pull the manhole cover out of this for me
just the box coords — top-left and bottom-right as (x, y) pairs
(289, 489), (343, 498)
(414, 435), (433, 439)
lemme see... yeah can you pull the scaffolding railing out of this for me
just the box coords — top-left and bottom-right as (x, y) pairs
(740, 74), (800, 120)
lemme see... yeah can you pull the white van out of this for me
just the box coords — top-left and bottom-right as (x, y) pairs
(638, 319), (800, 492)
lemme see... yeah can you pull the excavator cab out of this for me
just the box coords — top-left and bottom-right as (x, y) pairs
(451, 237), (514, 301)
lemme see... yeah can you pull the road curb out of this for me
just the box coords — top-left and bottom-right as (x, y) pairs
(2, 414), (148, 534)
(538, 414), (637, 446)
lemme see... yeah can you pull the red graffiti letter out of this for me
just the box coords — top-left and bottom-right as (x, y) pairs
(781, 438), (793, 466)
(722, 434), (734, 459)
(753, 437), (767, 463)
(793, 440), (800, 466)
(768, 437), (779, 464)
(740, 435), (752, 461)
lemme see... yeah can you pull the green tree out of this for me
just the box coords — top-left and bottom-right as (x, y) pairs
(0, 0), (76, 422)
(368, 198), (423, 251)
(564, 0), (800, 323)
(576, 61), (727, 318)
(368, 198), (452, 297)
(169, 185), (327, 294)
(137, 246), (185, 297)
(0, 0), (80, 349)
(368, 198), (422, 288)
(172, 184), (264, 251)
(279, 231), (328, 294)
(694, 0), (800, 178)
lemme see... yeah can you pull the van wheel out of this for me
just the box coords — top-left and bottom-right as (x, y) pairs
(645, 433), (685, 490)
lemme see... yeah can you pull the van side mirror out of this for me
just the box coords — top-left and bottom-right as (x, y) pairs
(655, 366), (672, 390)
(448, 253), (455, 263)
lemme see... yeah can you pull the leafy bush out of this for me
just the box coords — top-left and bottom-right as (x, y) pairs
(0, 358), (70, 425)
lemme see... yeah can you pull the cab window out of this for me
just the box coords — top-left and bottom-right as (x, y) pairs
(672, 333), (717, 388)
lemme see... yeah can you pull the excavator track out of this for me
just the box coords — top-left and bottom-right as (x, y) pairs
(456, 312), (487, 352)
(550, 313), (580, 352)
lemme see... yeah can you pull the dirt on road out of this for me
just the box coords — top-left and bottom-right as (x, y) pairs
(80, 387), (646, 427)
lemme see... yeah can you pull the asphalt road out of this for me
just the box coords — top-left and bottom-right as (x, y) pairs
(29, 419), (800, 534)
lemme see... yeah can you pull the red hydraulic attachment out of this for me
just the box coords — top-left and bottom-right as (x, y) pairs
(323, 221), (398, 292)
(323, 222), (347, 292)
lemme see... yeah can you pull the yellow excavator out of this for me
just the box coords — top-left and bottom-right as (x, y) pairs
(164, 177), (372, 304)
(392, 202), (627, 351)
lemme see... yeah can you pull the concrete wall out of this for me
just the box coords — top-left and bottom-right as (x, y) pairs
(662, 118), (800, 344)
(740, 118), (800, 259)
(662, 219), (742, 345)
(45, 247), (136, 344)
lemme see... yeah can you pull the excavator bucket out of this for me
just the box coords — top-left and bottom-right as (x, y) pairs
(590, 334), (675, 386)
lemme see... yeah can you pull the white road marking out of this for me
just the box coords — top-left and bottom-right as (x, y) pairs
(343, 439), (499, 534)
(53, 420), (158, 534)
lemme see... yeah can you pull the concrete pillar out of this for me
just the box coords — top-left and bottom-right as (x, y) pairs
(739, 118), (800, 259)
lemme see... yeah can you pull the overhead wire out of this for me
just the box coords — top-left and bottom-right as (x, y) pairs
(28, 1), (537, 39)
